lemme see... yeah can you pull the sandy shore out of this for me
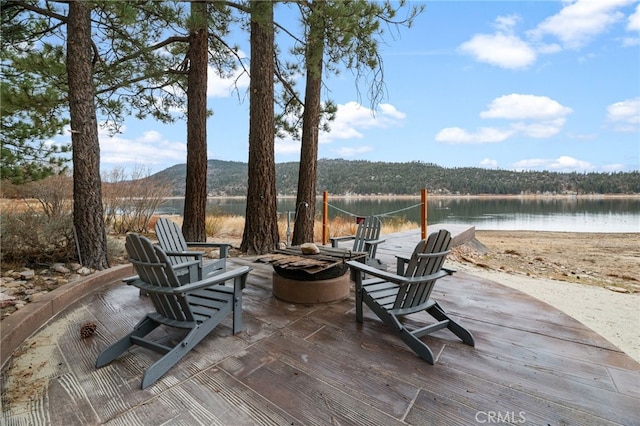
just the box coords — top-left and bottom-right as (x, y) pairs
(447, 231), (640, 363)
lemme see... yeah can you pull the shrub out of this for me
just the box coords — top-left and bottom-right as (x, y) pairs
(205, 214), (224, 237)
(20, 174), (73, 218)
(0, 209), (76, 266)
(102, 166), (171, 234)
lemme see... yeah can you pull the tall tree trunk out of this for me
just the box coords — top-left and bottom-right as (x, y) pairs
(292, 0), (325, 245)
(182, 1), (208, 242)
(241, 0), (279, 255)
(67, 1), (108, 270)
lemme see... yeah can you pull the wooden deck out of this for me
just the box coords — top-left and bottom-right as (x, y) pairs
(2, 228), (639, 425)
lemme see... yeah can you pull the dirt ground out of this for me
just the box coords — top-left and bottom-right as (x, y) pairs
(449, 231), (640, 293)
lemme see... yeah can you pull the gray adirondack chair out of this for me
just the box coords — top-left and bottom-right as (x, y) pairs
(331, 216), (386, 269)
(96, 233), (251, 389)
(155, 217), (229, 281)
(346, 229), (474, 364)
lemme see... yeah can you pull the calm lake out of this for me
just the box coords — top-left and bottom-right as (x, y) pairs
(159, 197), (640, 233)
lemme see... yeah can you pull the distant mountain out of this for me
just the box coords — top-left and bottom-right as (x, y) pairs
(149, 159), (640, 196)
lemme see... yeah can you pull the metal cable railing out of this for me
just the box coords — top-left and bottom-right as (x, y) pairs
(326, 202), (423, 219)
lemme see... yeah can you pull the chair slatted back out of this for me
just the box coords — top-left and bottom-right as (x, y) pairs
(155, 217), (191, 266)
(392, 230), (451, 315)
(125, 233), (194, 322)
(352, 216), (382, 258)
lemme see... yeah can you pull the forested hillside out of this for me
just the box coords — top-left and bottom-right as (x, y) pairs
(150, 159), (640, 196)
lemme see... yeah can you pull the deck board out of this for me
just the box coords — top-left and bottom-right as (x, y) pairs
(2, 227), (639, 425)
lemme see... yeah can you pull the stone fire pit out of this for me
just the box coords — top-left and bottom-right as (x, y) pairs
(258, 246), (366, 304)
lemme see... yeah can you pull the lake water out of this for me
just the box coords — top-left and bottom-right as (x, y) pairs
(158, 197), (639, 233)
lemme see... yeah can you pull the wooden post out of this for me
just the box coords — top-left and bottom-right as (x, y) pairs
(322, 191), (329, 245)
(421, 188), (427, 239)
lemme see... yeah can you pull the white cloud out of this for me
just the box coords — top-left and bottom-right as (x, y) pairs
(435, 127), (514, 144)
(529, 0), (633, 49)
(494, 14), (521, 32)
(275, 138), (301, 155)
(98, 126), (186, 171)
(602, 163), (627, 171)
(548, 155), (594, 171)
(606, 97), (640, 132)
(207, 66), (250, 98)
(628, 3), (640, 30)
(320, 101), (406, 143)
(275, 101), (406, 158)
(511, 118), (567, 138)
(378, 103), (408, 120)
(480, 94), (573, 120)
(459, 32), (536, 69)
(437, 94), (572, 144)
(512, 155), (595, 172)
(479, 158), (498, 168)
(462, 2), (636, 69)
(334, 146), (374, 158)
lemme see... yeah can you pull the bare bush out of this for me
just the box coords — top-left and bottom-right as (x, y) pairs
(19, 174), (74, 218)
(102, 166), (171, 234)
(0, 208), (76, 266)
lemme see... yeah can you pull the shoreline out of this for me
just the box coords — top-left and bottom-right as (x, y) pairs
(164, 193), (640, 200)
(450, 261), (640, 364)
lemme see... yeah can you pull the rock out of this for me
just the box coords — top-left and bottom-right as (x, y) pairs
(30, 292), (48, 302)
(77, 267), (92, 276)
(300, 243), (320, 255)
(52, 264), (71, 274)
(19, 270), (35, 280)
(69, 263), (82, 271)
(2, 278), (23, 289)
(2, 287), (19, 296)
(0, 293), (17, 308)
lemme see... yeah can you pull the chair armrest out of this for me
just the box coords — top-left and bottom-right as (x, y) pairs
(347, 260), (448, 286)
(363, 238), (386, 252)
(330, 235), (355, 247)
(123, 275), (139, 284)
(170, 259), (201, 271)
(174, 266), (252, 293)
(129, 266), (252, 295)
(395, 251), (452, 275)
(443, 266), (456, 275)
(164, 250), (205, 260)
(185, 242), (230, 258)
(395, 255), (410, 275)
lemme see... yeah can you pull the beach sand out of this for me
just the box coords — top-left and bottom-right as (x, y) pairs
(449, 231), (640, 363)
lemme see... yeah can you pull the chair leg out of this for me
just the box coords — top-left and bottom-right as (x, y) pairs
(383, 310), (436, 364)
(397, 327), (436, 364)
(427, 302), (475, 347)
(96, 316), (159, 368)
(232, 276), (243, 335)
(354, 273), (364, 323)
(139, 320), (219, 389)
(141, 343), (193, 389)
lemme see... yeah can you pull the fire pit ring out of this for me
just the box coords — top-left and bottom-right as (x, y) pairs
(272, 271), (350, 304)
(258, 246), (366, 304)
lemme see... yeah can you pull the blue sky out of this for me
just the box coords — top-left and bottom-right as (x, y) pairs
(86, 0), (639, 175)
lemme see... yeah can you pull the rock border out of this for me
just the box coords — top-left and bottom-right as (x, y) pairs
(0, 264), (133, 369)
